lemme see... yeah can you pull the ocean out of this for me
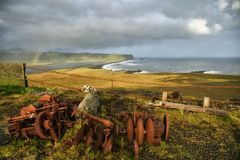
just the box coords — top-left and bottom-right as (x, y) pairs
(102, 58), (240, 75)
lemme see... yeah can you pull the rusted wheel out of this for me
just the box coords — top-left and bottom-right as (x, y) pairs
(146, 118), (154, 145)
(74, 125), (86, 145)
(163, 113), (169, 142)
(133, 139), (139, 159)
(103, 134), (113, 154)
(127, 118), (134, 143)
(35, 111), (49, 139)
(95, 131), (104, 150)
(49, 111), (65, 141)
(136, 118), (144, 145)
(85, 127), (94, 147)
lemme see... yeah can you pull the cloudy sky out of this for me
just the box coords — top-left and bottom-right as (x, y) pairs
(0, 0), (239, 57)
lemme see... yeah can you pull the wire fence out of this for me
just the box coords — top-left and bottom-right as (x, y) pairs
(26, 66), (240, 89)
(25, 64), (240, 105)
(28, 79), (82, 91)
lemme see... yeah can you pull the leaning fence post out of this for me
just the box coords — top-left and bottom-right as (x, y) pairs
(22, 63), (28, 88)
(203, 97), (210, 108)
(162, 92), (168, 102)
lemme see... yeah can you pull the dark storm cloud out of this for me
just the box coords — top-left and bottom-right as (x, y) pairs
(0, 0), (239, 56)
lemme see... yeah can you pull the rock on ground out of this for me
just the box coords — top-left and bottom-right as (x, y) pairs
(77, 93), (100, 116)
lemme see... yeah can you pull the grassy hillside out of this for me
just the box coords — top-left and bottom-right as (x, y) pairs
(0, 49), (134, 65)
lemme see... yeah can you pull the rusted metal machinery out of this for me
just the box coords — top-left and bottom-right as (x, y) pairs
(116, 112), (169, 158)
(8, 95), (169, 158)
(8, 94), (76, 141)
(68, 111), (169, 158)
(66, 112), (115, 154)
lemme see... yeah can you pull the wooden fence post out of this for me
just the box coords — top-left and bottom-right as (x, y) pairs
(203, 97), (210, 108)
(162, 91), (168, 102)
(22, 63), (28, 88)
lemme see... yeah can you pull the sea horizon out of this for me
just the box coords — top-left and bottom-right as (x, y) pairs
(102, 57), (240, 75)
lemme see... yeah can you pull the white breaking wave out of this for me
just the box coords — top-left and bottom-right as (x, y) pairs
(102, 62), (120, 71)
(204, 70), (222, 74)
(102, 58), (239, 75)
(120, 60), (139, 66)
(102, 60), (137, 71)
(133, 70), (151, 74)
(102, 64), (122, 71)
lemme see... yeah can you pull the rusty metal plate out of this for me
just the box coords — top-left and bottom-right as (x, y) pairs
(38, 94), (53, 102)
(43, 120), (51, 130)
(146, 117), (154, 145)
(127, 118), (134, 143)
(136, 118), (144, 145)
(85, 127), (94, 147)
(20, 105), (36, 116)
(94, 130), (104, 150)
(74, 125), (86, 145)
(154, 119), (165, 138)
(103, 134), (113, 154)
(133, 139), (139, 159)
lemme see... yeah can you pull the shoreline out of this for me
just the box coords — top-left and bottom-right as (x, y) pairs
(100, 58), (240, 76)
(26, 58), (134, 74)
(22, 57), (240, 76)
(26, 61), (240, 76)
(101, 64), (239, 76)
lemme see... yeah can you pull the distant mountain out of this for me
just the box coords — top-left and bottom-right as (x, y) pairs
(0, 49), (134, 64)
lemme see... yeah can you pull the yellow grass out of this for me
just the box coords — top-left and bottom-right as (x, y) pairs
(29, 68), (181, 89)
(28, 67), (240, 100)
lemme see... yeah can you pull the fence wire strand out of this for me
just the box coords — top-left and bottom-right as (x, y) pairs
(28, 79), (81, 91)
(26, 65), (240, 104)
(27, 66), (240, 89)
